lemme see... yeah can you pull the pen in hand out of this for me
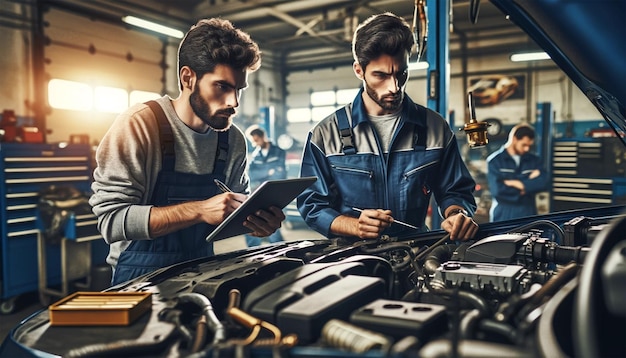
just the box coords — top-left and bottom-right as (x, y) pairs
(214, 179), (246, 204)
(214, 179), (232, 193)
(352, 207), (419, 230)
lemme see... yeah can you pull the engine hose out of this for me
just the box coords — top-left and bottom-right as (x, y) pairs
(191, 315), (208, 353)
(431, 288), (491, 317)
(66, 321), (177, 358)
(529, 262), (578, 305)
(360, 243), (421, 275)
(66, 336), (175, 358)
(419, 339), (532, 358)
(158, 308), (193, 343)
(516, 262), (579, 321)
(494, 283), (542, 323)
(459, 308), (483, 340)
(416, 234), (451, 262)
(321, 319), (391, 354)
(423, 244), (456, 275)
(178, 293), (227, 345)
(507, 219), (564, 242)
(478, 319), (518, 344)
(401, 287), (420, 302)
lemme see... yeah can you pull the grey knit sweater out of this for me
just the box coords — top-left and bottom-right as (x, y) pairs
(89, 95), (249, 268)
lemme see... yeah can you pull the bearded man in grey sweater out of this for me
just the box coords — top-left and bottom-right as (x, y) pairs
(89, 18), (285, 285)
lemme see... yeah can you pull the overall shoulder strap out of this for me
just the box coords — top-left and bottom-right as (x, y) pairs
(213, 131), (229, 176)
(336, 106), (356, 155)
(145, 100), (229, 175)
(145, 100), (175, 171)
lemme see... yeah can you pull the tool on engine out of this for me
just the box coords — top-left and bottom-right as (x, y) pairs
(461, 92), (489, 148)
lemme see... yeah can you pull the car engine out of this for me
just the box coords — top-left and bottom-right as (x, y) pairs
(5, 213), (625, 358)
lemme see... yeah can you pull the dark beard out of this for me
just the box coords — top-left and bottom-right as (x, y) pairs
(364, 81), (403, 112)
(189, 85), (235, 132)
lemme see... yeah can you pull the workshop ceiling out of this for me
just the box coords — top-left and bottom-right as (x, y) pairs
(43, 0), (537, 71)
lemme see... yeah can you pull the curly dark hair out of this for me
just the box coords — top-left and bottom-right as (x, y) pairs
(177, 18), (262, 90)
(352, 12), (414, 70)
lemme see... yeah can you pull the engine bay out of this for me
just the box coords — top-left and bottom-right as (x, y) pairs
(4, 212), (625, 358)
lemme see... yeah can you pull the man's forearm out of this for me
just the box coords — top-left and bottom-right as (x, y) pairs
(329, 215), (358, 237)
(504, 179), (524, 191)
(149, 202), (203, 238)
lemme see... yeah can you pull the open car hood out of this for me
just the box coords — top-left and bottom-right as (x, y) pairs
(490, 0), (626, 144)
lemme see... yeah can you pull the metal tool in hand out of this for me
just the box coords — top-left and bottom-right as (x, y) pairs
(352, 207), (419, 230)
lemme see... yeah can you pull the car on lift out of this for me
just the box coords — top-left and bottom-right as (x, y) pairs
(1, 1), (625, 357)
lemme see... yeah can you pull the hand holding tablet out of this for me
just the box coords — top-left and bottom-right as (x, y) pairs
(206, 177), (316, 242)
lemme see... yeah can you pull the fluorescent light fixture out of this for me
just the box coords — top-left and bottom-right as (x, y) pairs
(122, 15), (184, 39)
(510, 51), (550, 62)
(408, 61), (429, 71)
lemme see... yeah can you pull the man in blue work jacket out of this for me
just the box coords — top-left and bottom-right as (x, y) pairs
(297, 13), (478, 241)
(486, 124), (549, 222)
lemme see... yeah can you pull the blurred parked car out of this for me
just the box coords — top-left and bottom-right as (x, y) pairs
(469, 74), (519, 106)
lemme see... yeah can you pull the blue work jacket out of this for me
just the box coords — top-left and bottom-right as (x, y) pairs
(297, 89), (476, 238)
(248, 143), (287, 190)
(486, 145), (549, 222)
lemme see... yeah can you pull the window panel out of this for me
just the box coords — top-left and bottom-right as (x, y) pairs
(95, 86), (129, 113)
(48, 79), (92, 111)
(130, 90), (161, 106)
(312, 106), (337, 122)
(310, 90), (336, 106)
(287, 107), (312, 123)
(336, 88), (359, 104)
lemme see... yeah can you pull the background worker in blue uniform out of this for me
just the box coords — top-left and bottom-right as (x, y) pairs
(297, 12), (478, 241)
(486, 123), (549, 222)
(244, 125), (286, 246)
(90, 18), (285, 285)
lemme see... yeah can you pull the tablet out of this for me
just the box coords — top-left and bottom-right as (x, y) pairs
(205, 176), (317, 242)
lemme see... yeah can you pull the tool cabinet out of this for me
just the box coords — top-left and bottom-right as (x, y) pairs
(0, 143), (106, 314)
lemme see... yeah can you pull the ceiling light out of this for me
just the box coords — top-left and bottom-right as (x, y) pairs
(510, 51), (550, 62)
(122, 16), (184, 39)
(408, 61), (429, 71)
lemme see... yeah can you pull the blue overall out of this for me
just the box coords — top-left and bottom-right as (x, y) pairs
(298, 90), (476, 238)
(111, 101), (228, 285)
(328, 105), (428, 238)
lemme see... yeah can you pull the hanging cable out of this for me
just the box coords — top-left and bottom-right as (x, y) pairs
(469, 0), (481, 24)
